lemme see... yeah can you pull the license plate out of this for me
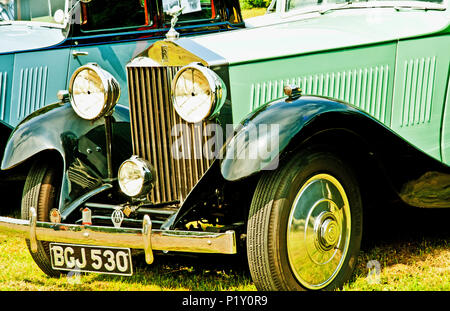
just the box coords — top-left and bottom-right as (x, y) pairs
(49, 243), (133, 276)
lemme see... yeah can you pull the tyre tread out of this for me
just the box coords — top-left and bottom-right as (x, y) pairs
(247, 148), (362, 291)
(22, 160), (61, 277)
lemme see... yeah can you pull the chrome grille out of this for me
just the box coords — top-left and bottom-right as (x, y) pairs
(127, 66), (214, 204)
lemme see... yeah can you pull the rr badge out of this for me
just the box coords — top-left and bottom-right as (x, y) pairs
(161, 45), (168, 63)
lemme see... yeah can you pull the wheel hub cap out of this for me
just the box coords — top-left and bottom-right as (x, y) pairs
(286, 174), (351, 290)
(315, 212), (340, 251)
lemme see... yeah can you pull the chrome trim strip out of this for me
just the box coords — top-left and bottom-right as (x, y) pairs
(0, 215), (237, 255)
(76, 215), (164, 225)
(83, 203), (177, 216)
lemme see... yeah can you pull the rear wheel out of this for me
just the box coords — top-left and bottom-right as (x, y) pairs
(247, 148), (363, 290)
(22, 160), (63, 277)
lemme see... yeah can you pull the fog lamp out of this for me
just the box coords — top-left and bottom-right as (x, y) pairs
(118, 156), (155, 198)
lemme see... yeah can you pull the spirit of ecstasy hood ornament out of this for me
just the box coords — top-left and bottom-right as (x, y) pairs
(166, 6), (184, 40)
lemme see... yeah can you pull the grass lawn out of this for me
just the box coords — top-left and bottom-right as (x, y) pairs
(0, 206), (448, 291)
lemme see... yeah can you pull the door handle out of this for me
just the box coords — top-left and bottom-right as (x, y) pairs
(72, 51), (89, 57)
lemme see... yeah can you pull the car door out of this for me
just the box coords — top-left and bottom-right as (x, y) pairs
(391, 35), (450, 163)
(442, 78), (450, 166)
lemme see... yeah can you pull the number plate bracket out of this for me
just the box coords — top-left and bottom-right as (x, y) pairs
(29, 207), (38, 253)
(142, 214), (154, 264)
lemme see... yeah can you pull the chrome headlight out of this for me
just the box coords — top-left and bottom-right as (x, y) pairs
(172, 63), (226, 123)
(69, 64), (120, 120)
(118, 156), (155, 198)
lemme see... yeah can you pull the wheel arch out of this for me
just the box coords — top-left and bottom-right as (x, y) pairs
(0, 149), (64, 216)
(0, 102), (132, 218)
(173, 96), (387, 229)
(0, 120), (13, 158)
(219, 95), (449, 208)
(280, 125), (397, 210)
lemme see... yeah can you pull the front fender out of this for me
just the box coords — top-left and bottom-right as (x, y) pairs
(1, 102), (132, 218)
(218, 95), (449, 208)
(173, 96), (373, 227)
(220, 95), (363, 181)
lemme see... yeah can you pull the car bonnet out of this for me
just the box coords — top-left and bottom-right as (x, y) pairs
(189, 8), (450, 65)
(0, 24), (66, 54)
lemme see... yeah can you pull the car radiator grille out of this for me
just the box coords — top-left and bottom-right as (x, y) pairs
(127, 66), (214, 204)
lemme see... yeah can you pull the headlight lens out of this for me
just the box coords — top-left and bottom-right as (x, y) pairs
(118, 156), (155, 198)
(172, 63), (226, 123)
(69, 64), (120, 120)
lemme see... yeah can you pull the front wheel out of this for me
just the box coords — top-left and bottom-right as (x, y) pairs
(247, 148), (363, 290)
(22, 159), (63, 277)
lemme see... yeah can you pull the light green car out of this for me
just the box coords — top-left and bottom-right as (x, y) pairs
(0, 0), (449, 291)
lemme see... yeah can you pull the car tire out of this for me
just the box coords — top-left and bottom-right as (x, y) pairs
(21, 160), (63, 277)
(247, 147), (362, 290)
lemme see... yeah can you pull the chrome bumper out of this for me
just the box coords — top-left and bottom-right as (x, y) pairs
(0, 208), (236, 264)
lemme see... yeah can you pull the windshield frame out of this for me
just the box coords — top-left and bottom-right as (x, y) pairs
(281, 0), (447, 16)
(0, 0), (69, 29)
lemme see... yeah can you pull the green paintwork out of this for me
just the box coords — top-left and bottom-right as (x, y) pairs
(190, 6), (450, 165)
(391, 37), (450, 161)
(227, 44), (396, 128)
(194, 8), (449, 64)
(442, 72), (450, 164)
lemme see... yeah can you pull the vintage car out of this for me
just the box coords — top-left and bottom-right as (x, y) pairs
(0, 0), (449, 291)
(0, 0), (243, 166)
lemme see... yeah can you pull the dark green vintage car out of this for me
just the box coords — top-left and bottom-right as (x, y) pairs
(0, 0), (449, 290)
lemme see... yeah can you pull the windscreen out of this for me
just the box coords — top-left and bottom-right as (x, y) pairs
(163, 0), (218, 24)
